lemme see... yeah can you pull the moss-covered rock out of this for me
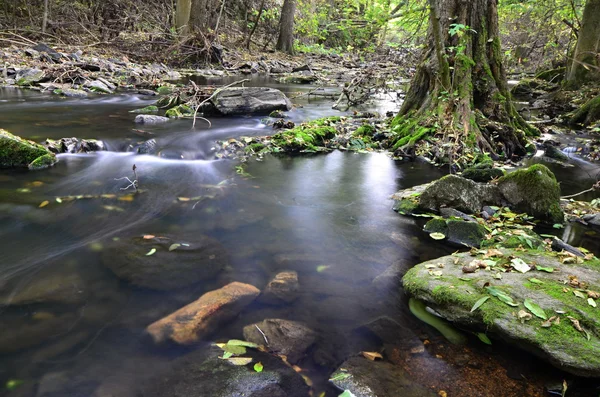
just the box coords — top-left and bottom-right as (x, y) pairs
(571, 94), (600, 126)
(270, 117), (339, 152)
(497, 164), (564, 224)
(0, 129), (57, 170)
(510, 78), (558, 98)
(156, 86), (173, 95)
(461, 167), (505, 182)
(543, 145), (569, 161)
(424, 218), (487, 248)
(534, 67), (566, 82)
(402, 249), (600, 377)
(129, 105), (159, 114)
(165, 104), (194, 118)
(15, 69), (45, 86)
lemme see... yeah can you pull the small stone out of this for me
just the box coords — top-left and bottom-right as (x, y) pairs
(134, 115), (169, 124)
(258, 271), (299, 304)
(243, 319), (316, 364)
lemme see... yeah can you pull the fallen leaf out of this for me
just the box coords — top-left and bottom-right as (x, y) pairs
(55, 197), (62, 203)
(588, 291), (600, 299)
(338, 390), (356, 397)
(146, 248), (157, 256)
(316, 265), (330, 272)
(118, 194), (135, 202)
(476, 333), (492, 345)
(485, 249), (504, 258)
(361, 351), (383, 361)
(226, 340), (259, 348)
(535, 265), (554, 273)
(511, 258), (530, 273)
(524, 299), (547, 320)
(39, 201), (49, 208)
(143, 235), (155, 239)
(528, 278), (544, 284)
(222, 344), (247, 355)
(225, 357), (253, 365)
(518, 310), (532, 323)
(169, 243), (181, 251)
(573, 290), (587, 299)
(429, 232), (446, 240)
(588, 298), (597, 308)
(253, 362), (264, 372)
(470, 296), (490, 312)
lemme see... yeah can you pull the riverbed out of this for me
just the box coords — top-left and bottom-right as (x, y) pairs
(1, 81), (599, 396)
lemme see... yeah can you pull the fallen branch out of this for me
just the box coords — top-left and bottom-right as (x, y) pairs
(561, 181), (600, 199)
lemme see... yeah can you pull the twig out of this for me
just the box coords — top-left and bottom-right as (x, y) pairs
(255, 324), (269, 345)
(561, 187), (595, 199)
(192, 78), (249, 128)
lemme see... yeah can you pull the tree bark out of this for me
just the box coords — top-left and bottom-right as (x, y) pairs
(42, 0), (48, 33)
(566, 0), (600, 87)
(276, 0), (296, 54)
(189, 0), (220, 34)
(175, 0), (192, 35)
(393, 0), (536, 167)
(246, 0), (266, 50)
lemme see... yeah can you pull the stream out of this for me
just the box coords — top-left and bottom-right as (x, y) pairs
(1, 79), (599, 396)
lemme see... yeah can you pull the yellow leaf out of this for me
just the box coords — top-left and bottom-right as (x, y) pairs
(143, 235), (156, 239)
(178, 197), (191, 202)
(118, 194), (135, 202)
(361, 351), (383, 361)
(39, 201), (49, 208)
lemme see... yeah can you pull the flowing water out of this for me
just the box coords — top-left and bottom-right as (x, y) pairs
(0, 81), (599, 397)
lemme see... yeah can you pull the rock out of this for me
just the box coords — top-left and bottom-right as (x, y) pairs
(544, 145), (569, 161)
(211, 87), (292, 115)
(61, 88), (88, 98)
(356, 316), (421, 347)
(15, 68), (45, 86)
(439, 208), (477, 222)
(417, 175), (502, 214)
(329, 356), (435, 397)
(583, 213), (600, 227)
(278, 74), (318, 84)
(0, 313), (77, 354)
(87, 80), (113, 94)
(258, 271), (299, 305)
(137, 89), (157, 96)
(45, 137), (105, 154)
(550, 237), (585, 257)
(129, 105), (159, 114)
(424, 218), (487, 248)
(497, 164), (564, 224)
(146, 282), (260, 345)
(372, 262), (403, 293)
(461, 167), (505, 182)
(135, 139), (157, 154)
(32, 43), (62, 62)
(243, 319), (316, 364)
(1, 271), (86, 306)
(37, 372), (70, 397)
(134, 115), (169, 124)
(141, 345), (309, 397)
(1, 129), (57, 169)
(402, 249), (600, 377)
(102, 234), (228, 290)
(32, 331), (90, 363)
(97, 77), (116, 90)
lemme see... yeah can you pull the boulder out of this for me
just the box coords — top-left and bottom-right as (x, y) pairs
(140, 345), (309, 397)
(211, 87), (292, 116)
(583, 213), (600, 227)
(15, 68), (45, 86)
(147, 282), (260, 345)
(0, 129), (57, 169)
(86, 79), (113, 94)
(461, 166), (505, 182)
(61, 88), (88, 98)
(134, 139), (157, 154)
(243, 319), (316, 364)
(417, 175), (502, 214)
(497, 164), (564, 224)
(544, 145), (569, 161)
(102, 234), (229, 290)
(329, 356), (435, 397)
(1, 271), (86, 306)
(45, 137), (105, 154)
(32, 43), (62, 62)
(402, 249), (600, 377)
(134, 115), (170, 124)
(258, 271), (300, 304)
(424, 218), (487, 248)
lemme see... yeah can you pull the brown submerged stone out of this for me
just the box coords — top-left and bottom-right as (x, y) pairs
(146, 282), (260, 345)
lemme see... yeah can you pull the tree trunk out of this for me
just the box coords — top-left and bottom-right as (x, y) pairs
(189, 0), (220, 34)
(276, 0), (296, 54)
(246, 0), (266, 50)
(42, 0), (48, 33)
(175, 0), (192, 35)
(566, 0), (600, 88)
(393, 0), (536, 167)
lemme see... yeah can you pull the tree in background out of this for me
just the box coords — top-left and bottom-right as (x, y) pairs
(390, 0), (536, 167)
(276, 0), (296, 54)
(565, 0), (600, 88)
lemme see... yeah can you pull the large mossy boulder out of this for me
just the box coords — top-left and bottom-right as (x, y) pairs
(424, 218), (487, 248)
(141, 345), (310, 397)
(402, 249), (600, 377)
(0, 129), (57, 170)
(497, 164), (564, 224)
(102, 234), (229, 290)
(416, 175), (502, 214)
(211, 87), (292, 115)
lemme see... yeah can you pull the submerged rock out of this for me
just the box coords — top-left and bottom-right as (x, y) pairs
(402, 249), (600, 377)
(141, 345), (309, 397)
(1, 271), (86, 306)
(61, 88), (88, 98)
(330, 356), (435, 397)
(0, 129), (57, 169)
(243, 319), (316, 364)
(258, 271), (300, 305)
(0, 313), (77, 354)
(134, 115), (169, 124)
(211, 87), (292, 115)
(497, 164), (564, 224)
(102, 234), (228, 290)
(146, 282), (260, 345)
(44, 137), (105, 154)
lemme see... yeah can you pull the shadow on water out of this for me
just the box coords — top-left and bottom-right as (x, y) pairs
(0, 84), (599, 396)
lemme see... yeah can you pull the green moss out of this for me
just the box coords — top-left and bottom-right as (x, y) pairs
(28, 153), (56, 170)
(497, 164), (564, 224)
(157, 86), (173, 95)
(393, 198), (420, 214)
(424, 218), (448, 234)
(270, 117), (339, 152)
(0, 129), (54, 169)
(571, 94), (600, 126)
(353, 124), (376, 137)
(165, 104), (194, 118)
(129, 105), (159, 114)
(534, 67), (566, 82)
(462, 167), (505, 182)
(389, 114), (432, 150)
(244, 143), (266, 153)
